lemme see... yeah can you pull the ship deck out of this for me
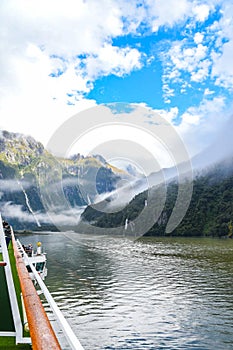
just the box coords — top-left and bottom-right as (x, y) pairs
(0, 243), (31, 349)
(0, 251), (14, 333)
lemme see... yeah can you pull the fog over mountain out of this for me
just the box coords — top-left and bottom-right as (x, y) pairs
(0, 130), (134, 230)
(191, 116), (233, 169)
(1, 118), (233, 233)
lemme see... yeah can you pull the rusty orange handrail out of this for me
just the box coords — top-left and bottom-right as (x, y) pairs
(11, 231), (61, 350)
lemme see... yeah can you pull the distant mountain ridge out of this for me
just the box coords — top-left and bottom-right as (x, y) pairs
(2, 129), (233, 237)
(0, 130), (131, 230)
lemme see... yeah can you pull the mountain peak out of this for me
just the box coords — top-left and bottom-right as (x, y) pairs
(0, 129), (44, 166)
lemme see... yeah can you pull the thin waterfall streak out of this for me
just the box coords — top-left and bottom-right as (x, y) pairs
(18, 180), (41, 227)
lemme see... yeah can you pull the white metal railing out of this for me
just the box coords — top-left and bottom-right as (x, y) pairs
(0, 215), (31, 344)
(17, 239), (84, 350)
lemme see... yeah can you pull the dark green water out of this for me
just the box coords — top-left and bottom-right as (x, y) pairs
(20, 233), (233, 350)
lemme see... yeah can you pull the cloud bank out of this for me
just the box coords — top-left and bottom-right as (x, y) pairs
(0, 0), (233, 160)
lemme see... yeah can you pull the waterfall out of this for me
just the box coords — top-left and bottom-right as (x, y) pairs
(87, 194), (91, 205)
(18, 181), (41, 227)
(124, 218), (128, 230)
(125, 218), (135, 232)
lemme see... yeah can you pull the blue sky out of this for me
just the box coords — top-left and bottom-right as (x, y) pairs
(86, 6), (230, 116)
(0, 0), (233, 159)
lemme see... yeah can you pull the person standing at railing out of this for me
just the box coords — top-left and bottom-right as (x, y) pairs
(2, 219), (11, 247)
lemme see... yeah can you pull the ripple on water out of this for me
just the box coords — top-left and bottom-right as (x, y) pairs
(21, 234), (233, 350)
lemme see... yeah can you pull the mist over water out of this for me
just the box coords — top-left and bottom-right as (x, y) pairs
(20, 233), (233, 350)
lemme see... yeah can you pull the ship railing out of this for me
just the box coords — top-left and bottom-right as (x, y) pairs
(0, 218), (31, 344)
(11, 229), (62, 349)
(16, 236), (84, 350)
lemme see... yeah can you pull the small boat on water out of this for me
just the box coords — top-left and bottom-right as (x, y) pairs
(0, 214), (84, 350)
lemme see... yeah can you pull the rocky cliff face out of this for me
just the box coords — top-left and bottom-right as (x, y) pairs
(0, 130), (44, 167)
(0, 130), (127, 230)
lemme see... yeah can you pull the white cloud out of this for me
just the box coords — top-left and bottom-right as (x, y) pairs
(162, 40), (210, 99)
(191, 59), (211, 82)
(160, 1), (233, 100)
(154, 107), (179, 124)
(212, 40), (233, 89)
(177, 95), (227, 155)
(162, 84), (175, 103)
(192, 4), (210, 22)
(85, 44), (142, 79)
(144, 93), (228, 162)
(0, 0), (232, 156)
(1, 201), (84, 226)
(208, 2), (233, 89)
(204, 88), (215, 96)
(141, 98), (229, 170)
(0, 0), (124, 56)
(0, 0), (143, 145)
(147, 0), (191, 31)
(0, 180), (31, 192)
(194, 32), (204, 44)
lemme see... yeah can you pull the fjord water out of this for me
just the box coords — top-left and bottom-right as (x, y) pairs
(20, 233), (233, 350)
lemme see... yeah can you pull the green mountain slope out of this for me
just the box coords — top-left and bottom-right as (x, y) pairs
(81, 158), (233, 237)
(0, 130), (123, 230)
